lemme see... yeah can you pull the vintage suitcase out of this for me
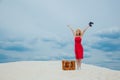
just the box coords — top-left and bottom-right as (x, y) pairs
(62, 60), (75, 70)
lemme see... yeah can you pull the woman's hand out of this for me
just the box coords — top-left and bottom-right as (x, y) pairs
(67, 25), (71, 28)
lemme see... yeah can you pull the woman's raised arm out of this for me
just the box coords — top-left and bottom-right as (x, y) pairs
(82, 26), (90, 36)
(82, 22), (94, 36)
(67, 25), (75, 36)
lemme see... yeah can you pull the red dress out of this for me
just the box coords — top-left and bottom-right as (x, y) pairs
(74, 36), (84, 59)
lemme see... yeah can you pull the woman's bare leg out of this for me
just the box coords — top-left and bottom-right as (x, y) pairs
(79, 59), (82, 69)
(77, 59), (82, 69)
(76, 59), (82, 70)
(76, 59), (79, 70)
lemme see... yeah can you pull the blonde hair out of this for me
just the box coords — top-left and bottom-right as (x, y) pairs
(75, 28), (82, 36)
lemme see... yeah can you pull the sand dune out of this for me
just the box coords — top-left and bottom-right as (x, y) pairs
(0, 61), (120, 80)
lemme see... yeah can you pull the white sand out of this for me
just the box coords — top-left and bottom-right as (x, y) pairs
(0, 61), (120, 80)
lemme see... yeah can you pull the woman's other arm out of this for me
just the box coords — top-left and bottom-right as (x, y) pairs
(82, 22), (94, 36)
(67, 25), (75, 36)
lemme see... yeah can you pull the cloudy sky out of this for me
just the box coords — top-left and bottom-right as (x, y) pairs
(0, 0), (120, 70)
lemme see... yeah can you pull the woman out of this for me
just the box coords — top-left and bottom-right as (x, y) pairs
(67, 22), (93, 70)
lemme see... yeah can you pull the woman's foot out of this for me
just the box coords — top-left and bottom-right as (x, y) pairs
(77, 67), (81, 70)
